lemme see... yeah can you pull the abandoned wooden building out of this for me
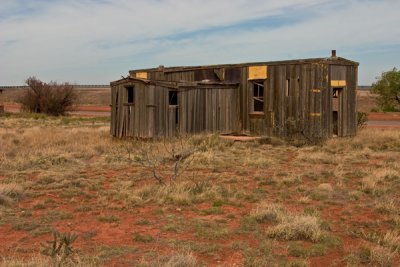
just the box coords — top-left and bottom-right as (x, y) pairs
(110, 51), (358, 139)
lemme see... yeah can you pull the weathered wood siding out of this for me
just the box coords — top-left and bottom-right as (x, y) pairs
(179, 87), (239, 134)
(329, 64), (358, 136)
(114, 57), (358, 139)
(111, 81), (239, 138)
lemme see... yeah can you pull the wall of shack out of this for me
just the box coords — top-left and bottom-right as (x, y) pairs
(112, 60), (357, 138)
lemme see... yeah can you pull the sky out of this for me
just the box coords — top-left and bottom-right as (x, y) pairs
(0, 0), (399, 86)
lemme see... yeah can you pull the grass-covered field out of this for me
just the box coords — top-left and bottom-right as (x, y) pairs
(0, 113), (399, 266)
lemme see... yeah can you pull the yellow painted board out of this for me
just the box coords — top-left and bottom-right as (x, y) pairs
(310, 113), (321, 117)
(331, 80), (346, 87)
(136, 72), (148, 79)
(311, 89), (321, 93)
(248, 66), (267, 80)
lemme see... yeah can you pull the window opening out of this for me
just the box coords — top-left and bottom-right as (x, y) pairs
(253, 81), (264, 112)
(332, 88), (339, 98)
(126, 86), (134, 103)
(169, 90), (179, 125)
(169, 90), (178, 106)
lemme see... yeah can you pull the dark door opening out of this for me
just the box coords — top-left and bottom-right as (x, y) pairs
(332, 87), (343, 135)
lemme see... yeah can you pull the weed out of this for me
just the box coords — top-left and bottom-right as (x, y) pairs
(0, 183), (24, 206)
(41, 210), (73, 223)
(133, 233), (154, 243)
(74, 205), (92, 212)
(348, 245), (395, 267)
(97, 215), (120, 223)
(266, 209), (322, 242)
(97, 246), (137, 261)
(201, 206), (224, 215)
(12, 221), (40, 231)
(287, 242), (309, 257)
(250, 202), (286, 223)
(135, 219), (151, 225)
(41, 230), (78, 267)
(236, 216), (259, 234)
(194, 219), (229, 240)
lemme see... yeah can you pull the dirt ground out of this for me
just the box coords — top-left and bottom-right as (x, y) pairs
(0, 115), (399, 266)
(0, 87), (399, 266)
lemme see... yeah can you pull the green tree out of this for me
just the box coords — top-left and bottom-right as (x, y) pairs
(372, 68), (400, 112)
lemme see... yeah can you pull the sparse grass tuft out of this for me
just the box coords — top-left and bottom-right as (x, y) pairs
(267, 214), (322, 242)
(0, 183), (24, 206)
(133, 233), (154, 243)
(163, 251), (198, 267)
(348, 245), (395, 267)
(97, 215), (120, 223)
(250, 202), (286, 223)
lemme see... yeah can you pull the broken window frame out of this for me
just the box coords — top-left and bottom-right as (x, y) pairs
(168, 90), (179, 125)
(252, 80), (265, 113)
(168, 90), (178, 106)
(126, 86), (135, 104)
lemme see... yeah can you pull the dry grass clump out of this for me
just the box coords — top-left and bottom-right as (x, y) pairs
(163, 251), (197, 267)
(0, 254), (99, 267)
(0, 256), (51, 267)
(375, 198), (398, 214)
(267, 214), (322, 242)
(298, 196), (312, 204)
(348, 242), (397, 267)
(250, 202), (286, 223)
(327, 129), (400, 153)
(0, 183), (24, 206)
(250, 201), (322, 242)
(139, 251), (198, 267)
(279, 176), (302, 187)
(360, 169), (396, 195)
(368, 245), (396, 267)
(380, 230), (400, 252)
(123, 181), (239, 207)
(297, 149), (337, 165)
(317, 183), (333, 192)
(0, 125), (117, 171)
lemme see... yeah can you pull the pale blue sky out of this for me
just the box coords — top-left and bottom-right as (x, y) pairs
(1, 0), (399, 85)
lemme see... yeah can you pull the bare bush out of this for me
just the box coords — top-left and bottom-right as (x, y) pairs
(133, 137), (197, 185)
(19, 77), (77, 116)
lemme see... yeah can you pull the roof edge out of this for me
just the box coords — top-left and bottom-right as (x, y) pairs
(128, 57), (359, 74)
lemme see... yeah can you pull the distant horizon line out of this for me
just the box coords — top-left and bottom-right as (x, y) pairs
(0, 85), (111, 89)
(1, 85), (373, 90)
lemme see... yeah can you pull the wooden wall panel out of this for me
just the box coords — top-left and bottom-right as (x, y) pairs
(111, 59), (357, 139)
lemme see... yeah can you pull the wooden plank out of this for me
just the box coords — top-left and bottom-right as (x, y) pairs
(147, 85), (155, 137)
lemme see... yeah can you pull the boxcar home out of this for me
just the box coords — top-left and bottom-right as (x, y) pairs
(110, 51), (358, 139)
